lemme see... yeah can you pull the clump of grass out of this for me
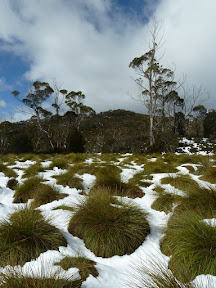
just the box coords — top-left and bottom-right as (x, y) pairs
(0, 162), (18, 178)
(33, 185), (67, 207)
(56, 256), (99, 281)
(49, 156), (69, 170)
(0, 207), (67, 266)
(128, 172), (153, 188)
(19, 153), (40, 162)
(143, 158), (177, 175)
(152, 186), (182, 214)
(68, 188), (150, 258)
(6, 178), (18, 190)
(120, 154), (147, 166)
(22, 162), (45, 178)
(55, 172), (83, 190)
(14, 177), (66, 206)
(53, 205), (75, 212)
(98, 153), (120, 162)
(182, 165), (196, 173)
(13, 176), (42, 203)
(128, 258), (198, 288)
(94, 165), (144, 198)
(0, 154), (17, 165)
(0, 270), (82, 288)
(161, 209), (216, 282)
(66, 153), (88, 163)
(200, 165), (216, 183)
(177, 187), (216, 218)
(175, 154), (206, 165)
(161, 175), (199, 194)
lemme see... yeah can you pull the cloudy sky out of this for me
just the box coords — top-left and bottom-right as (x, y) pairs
(0, 0), (215, 122)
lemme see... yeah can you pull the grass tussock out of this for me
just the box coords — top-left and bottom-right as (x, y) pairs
(68, 188), (150, 257)
(161, 209), (216, 282)
(49, 156), (69, 170)
(176, 186), (216, 218)
(66, 153), (89, 163)
(161, 175), (200, 194)
(94, 165), (144, 198)
(55, 256), (98, 281)
(22, 161), (45, 178)
(14, 177), (67, 206)
(0, 207), (66, 266)
(55, 172), (83, 190)
(0, 271), (82, 288)
(0, 162), (18, 178)
(0, 154), (17, 165)
(98, 153), (120, 162)
(200, 165), (216, 183)
(128, 259), (199, 288)
(143, 158), (178, 175)
(152, 186), (182, 214)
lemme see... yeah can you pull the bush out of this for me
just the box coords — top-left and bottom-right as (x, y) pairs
(68, 188), (150, 257)
(0, 207), (67, 266)
(161, 209), (216, 282)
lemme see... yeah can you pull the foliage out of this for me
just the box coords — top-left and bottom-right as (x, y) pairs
(161, 209), (216, 282)
(203, 111), (216, 137)
(55, 256), (98, 281)
(14, 177), (67, 206)
(0, 207), (66, 266)
(0, 271), (82, 288)
(68, 188), (150, 257)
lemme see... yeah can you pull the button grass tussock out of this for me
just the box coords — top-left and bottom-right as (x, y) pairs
(0, 207), (67, 267)
(68, 187), (150, 258)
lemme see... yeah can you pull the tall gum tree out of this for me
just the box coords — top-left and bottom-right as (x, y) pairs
(129, 20), (176, 146)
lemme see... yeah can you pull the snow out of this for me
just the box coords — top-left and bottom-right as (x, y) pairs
(0, 152), (216, 287)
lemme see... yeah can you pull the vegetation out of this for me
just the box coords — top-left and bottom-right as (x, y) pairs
(152, 186), (182, 213)
(161, 209), (216, 282)
(0, 207), (66, 266)
(13, 177), (67, 206)
(128, 259), (200, 288)
(55, 256), (98, 282)
(0, 162), (18, 178)
(68, 188), (150, 257)
(0, 271), (82, 288)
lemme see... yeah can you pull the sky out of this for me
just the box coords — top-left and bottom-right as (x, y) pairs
(0, 0), (215, 122)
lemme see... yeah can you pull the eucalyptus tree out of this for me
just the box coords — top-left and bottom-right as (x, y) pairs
(129, 20), (176, 146)
(65, 90), (95, 130)
(12, 81), (55, 151)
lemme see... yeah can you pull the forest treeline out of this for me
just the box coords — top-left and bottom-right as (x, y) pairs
(0, 105), (216, 154)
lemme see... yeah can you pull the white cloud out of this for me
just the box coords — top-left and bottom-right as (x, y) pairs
(0, 100), (6, 108)
(0, 0), (215, 116)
